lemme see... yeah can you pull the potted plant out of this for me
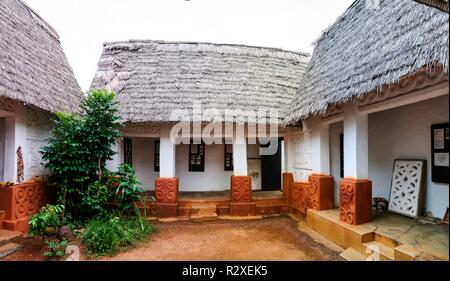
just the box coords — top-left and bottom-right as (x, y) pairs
(29, 204), (64, 239)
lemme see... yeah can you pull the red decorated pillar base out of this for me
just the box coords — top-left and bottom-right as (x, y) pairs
(308, 174), (334, 210)
(282, 172), (294, 204)
(229, 176), (256, 216)
(155, 177), (179, 218)
(339, 178), (372, 225)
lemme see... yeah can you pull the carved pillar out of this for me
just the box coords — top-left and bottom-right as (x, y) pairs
(282, 172), (294, 204)
(155, 177), (179, 217)
(308, 174), (334, 210)
(229, 176), (256, 216)
(290, 182), (310, 214)
(339, 179), (372, 225)
(340, 102), (372, 225)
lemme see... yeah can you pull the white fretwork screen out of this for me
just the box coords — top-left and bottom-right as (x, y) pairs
(388, 160), (426, 218)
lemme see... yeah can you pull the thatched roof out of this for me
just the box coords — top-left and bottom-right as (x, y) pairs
(285, 0), (449, 123)
(0, 0), (83, 113)
(90, 40), (309, 124)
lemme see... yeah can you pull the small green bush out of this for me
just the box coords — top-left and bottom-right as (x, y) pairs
(81, 215), (155, 257)
(43, 239), (69, 258)
(79, 180), (113, 218)
(110, 164), (144, 214)
(29, 204), (64, 237)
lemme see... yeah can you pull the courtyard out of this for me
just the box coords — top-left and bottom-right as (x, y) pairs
(2, 217), (343, 261)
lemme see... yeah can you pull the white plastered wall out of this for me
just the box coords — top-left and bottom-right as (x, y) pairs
(368, 94), (449, 218)
(1, 98), (52, 182)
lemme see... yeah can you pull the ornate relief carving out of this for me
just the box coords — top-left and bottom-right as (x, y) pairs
(26, 107), (52, 139)
(27, 139), (48, 177)
(357, 66), (448, 108)
(4, 181), (46, 221)
(288, 131), (312, 182)
(321, 66), (448, 119)
(155, 178), (179, 203)
(339, 182), (355, 224)
(231, 176), (252, 203)
(309, 176), (320, 210)
(122, 122), (161, 135)
(0, 97), (17, 112)
(339, 179), (372, 225)
(290, 182), (309, 213)
(388, 160), (425, 218)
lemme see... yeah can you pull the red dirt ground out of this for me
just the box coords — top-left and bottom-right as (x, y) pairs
(3, 217), (342, 261)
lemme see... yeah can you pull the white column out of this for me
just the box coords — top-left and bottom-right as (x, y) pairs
(233, 127), (248, 176)
(305, 118), (330, 175)
(160, 124), (176, 178)
(343, 102), (369, 179)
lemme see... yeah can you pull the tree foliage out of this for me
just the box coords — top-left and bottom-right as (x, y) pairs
(41, 90), (121, 218)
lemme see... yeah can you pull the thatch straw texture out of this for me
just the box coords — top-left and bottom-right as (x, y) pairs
(415, 0), (449, 11)
(0, 0), (83, 113)
(285, 0), (449, 123)
(90, 40), (309, 124)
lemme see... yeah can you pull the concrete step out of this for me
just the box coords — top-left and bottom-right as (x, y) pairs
(0, 243), (22, 259)
(191, 204), (217, 215)
(191, 213), (218, 223)
(340, 248), (370, 261)
(0, 229), (22, 247)
(362, 241), (395, 261)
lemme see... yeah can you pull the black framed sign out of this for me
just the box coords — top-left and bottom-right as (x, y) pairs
(224, 143), (233, 171)
(189, 142), (205, 172)
(431, 123), (449, 184)
(154, 140), (160, 172)
(123, 138), (133, 166)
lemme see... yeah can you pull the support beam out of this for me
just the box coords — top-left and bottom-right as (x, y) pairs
(159, 124), (176, 178)
(343, 102), (368, 179)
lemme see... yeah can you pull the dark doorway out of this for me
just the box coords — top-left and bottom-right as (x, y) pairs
(260, 138), (282, 191)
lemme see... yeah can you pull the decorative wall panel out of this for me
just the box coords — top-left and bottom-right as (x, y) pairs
(388, 160), (426, 218)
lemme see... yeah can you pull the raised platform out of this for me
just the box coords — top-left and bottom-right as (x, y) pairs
(144, 191), (289, 220)
(307, 209), (449, 261)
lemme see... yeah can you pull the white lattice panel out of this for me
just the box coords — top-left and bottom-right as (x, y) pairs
(388, 160), (425, 218)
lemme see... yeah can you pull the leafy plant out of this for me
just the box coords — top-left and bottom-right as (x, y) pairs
(110, 164), (144, 214)
(43, 239), (69, 258)
(29, 204), (64, 237)
(81, 215), (155, 257)
(40, 90), (121, 218)
(79, 180), (113, 218)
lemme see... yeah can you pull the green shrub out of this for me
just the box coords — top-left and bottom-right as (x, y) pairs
(110, 164), (144, 214)
(81, 215), (155, 257)
(41, 90), (121, 219)
(79, 180), (113, 218)
(43, 239), (69, 258)
(29, 204), (64, 237)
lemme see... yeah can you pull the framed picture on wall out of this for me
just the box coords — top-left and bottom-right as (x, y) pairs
(431, 123), (449, 184)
